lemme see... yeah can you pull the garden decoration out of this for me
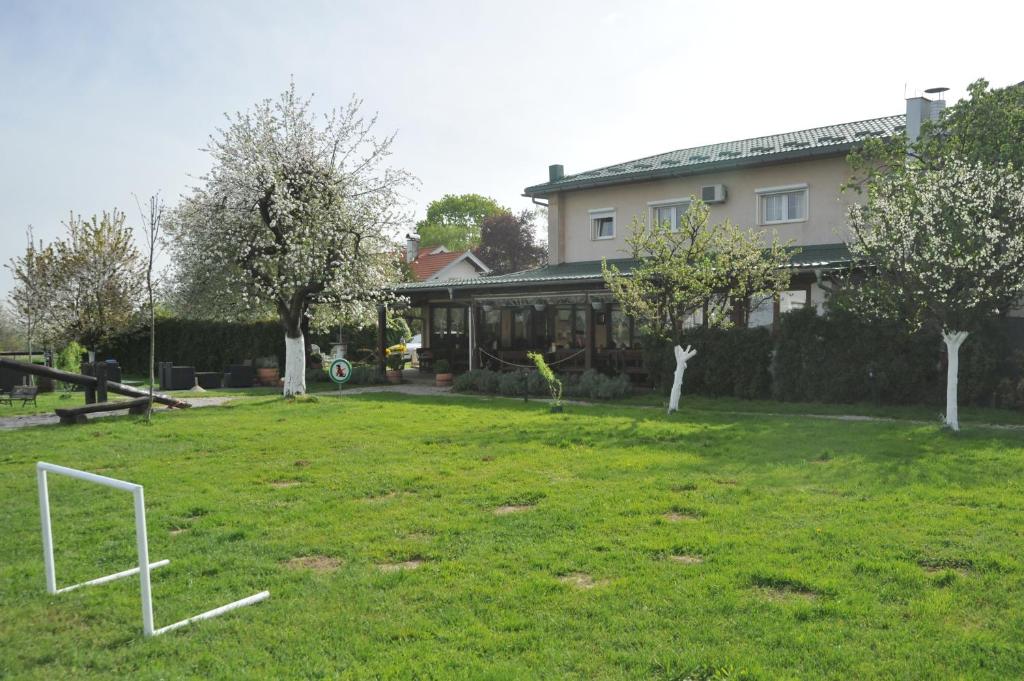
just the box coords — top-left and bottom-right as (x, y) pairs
(36, 462), (269, 637)
(527, 352), (563, 413)
(328, 357), (353, 386)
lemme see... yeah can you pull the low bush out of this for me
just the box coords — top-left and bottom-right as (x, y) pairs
(453, 368), (632, 401)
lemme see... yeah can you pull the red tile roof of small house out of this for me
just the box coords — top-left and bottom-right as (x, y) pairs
(405, 246), (489, 282)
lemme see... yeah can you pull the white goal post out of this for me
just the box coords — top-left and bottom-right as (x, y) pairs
(37, 461), (269, 637)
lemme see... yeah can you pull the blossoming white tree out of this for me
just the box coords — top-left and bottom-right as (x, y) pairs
(847, 158), (1024, 431)
(603, 200), (791, 413)
(169, 84), (412, 395)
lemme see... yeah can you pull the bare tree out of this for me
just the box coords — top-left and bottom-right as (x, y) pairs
(135, 194), (165, 422)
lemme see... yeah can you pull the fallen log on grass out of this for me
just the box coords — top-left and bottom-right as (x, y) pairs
(55, 397), (152, 425)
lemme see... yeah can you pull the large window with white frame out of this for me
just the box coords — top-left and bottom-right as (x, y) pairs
(756, 184), (808, 225)
(589, 208), (616, 240)
(649, 199), (691, 231)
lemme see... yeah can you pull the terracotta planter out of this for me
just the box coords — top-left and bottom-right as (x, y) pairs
(257, 367), (280, 386)
(435, 372), (453, 388)
(386, 369), (403, 384)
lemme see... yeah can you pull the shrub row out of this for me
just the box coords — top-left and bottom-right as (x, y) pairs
(644, 307), (1024, 408)
(103, 318), (384, 375)
(453, 368), (632, 401)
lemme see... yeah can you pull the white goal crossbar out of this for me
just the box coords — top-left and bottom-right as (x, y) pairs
(37, 461), (269, 637)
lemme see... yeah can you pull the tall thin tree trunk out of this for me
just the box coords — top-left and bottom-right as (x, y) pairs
(147, 280), (154, 422)
(668, 344), (697, 414)
(942, 330), (968, 432)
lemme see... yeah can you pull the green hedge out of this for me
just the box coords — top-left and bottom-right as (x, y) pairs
(644, 307), (1022, 408)
(643, 326), (774, 400)
(104, 319), (383, 375)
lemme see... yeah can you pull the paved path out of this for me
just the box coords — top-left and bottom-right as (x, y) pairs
(0, 396), (232, 432)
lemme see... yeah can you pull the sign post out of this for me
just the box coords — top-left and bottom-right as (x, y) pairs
(329, 357), (353, 392)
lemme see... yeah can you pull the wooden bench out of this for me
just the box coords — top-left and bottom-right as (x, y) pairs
(1, 384), (38, 407)
(54, 396), (151, 425)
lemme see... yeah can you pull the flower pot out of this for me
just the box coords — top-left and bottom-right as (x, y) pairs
(550, 404), (564, 414)
(435, 372), (453, 388)
(256, 367), (280, 386)
(386, 369), (403, 384)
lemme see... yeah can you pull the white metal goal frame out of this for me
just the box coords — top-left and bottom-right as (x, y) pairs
(37, 461), (269, 637)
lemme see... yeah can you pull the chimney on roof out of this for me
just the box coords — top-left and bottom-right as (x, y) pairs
(405, 233), (420, 263)
(548, 164), (564, 182)
(905, 87), (947, 146)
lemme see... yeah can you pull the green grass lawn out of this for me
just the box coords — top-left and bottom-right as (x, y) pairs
(1, 394), (1023, 679)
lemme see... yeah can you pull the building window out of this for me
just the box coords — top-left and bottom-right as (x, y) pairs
(589, 208), (615, 239)
(779, 289), (808, 314)
(756, 185), (807, 224)
(649, 200), (690, 231)
(747, 296), (774, 328)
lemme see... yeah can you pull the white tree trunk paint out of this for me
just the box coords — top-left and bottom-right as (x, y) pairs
(668, 345), (698, 414)
(283, 333), (306, 396)
(942, 330), (968, 432)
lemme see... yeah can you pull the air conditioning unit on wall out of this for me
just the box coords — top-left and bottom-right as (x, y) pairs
(700, 184), (727, 203)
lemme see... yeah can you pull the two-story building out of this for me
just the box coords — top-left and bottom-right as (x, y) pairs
(393, 99), (941, 375)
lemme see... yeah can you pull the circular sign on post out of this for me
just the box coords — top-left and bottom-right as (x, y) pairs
(328, 358), (353, 384)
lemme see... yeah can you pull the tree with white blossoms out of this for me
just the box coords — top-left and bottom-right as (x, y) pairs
(846, 158), (1024, 431)
(5, 226), (51, 373)
(169, 84), (412, 395)
(603, 199), (792, 413)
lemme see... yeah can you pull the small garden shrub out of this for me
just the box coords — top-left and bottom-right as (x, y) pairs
(346, 365), (384, 385)
(453, 368), (631, 401)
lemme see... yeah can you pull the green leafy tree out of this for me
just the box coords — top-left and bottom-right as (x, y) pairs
(415, 193), (507, 251)
(848, 79), (1024, 191)
(603, 199), (791, 413)
(32, 211), (145, 353)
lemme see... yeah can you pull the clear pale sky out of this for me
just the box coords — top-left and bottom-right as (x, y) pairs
(2, 0), (1022, 295)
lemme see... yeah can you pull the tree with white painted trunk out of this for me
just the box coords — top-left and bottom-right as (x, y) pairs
(846, 158), (1024, 431)
(168, 83), (412, 395)
(603, 200), (792, 413)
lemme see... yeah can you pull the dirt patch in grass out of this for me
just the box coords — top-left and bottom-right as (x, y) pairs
(494, 504), (534, 515)
(918, 557), (973, 576)
(293, 460), (311, 468)
(750, 574), (819, 602)
(669, 554), (704, 565)
(480, 455), (495, 462)
(285, 555), (343, 573)
(169, 527), (189, 536)
(558, 572), (608, 589)
(364, 491), (398, 501)
(378, 559), (425, 573)
(269, 480), (301, 489)
(715, 478), (738, 486)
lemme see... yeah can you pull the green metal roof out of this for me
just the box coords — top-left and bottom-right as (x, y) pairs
(524, 115), (905, 196)
(393, 244), (851, 293)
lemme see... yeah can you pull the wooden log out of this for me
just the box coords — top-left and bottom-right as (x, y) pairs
(0, 359), (190, 409)
(55, 397), (153, 425)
